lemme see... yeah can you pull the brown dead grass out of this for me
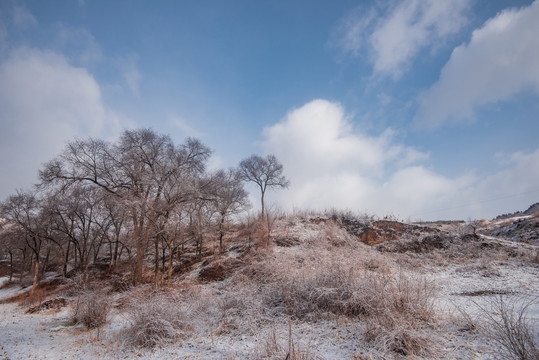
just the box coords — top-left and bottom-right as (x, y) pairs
(260, 324), (323, 360)
(9, 213), (533, 358)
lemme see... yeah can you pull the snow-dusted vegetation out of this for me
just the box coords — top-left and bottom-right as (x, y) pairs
(1, 210), (537, 359)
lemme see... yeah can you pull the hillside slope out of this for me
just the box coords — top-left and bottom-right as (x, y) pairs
(0, 212), (537, 359)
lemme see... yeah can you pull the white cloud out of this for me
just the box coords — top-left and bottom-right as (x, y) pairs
(0, 47), (122, 199)
(53, 26), (141, 97)
(338, 0), (470, 79)
(262, 99), (431, 215)
(262, 100), (539, 220)
(263, 100), (423, 182)
(415, 0), (539, 128)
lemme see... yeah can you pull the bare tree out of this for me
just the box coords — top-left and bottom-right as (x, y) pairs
(39, 129), (211, 284)
(239, 154), (289, 217)
(208, 168), (250, 252)
(100, 194), (127, 269)
(0, 218), (25, 282)
(47, 185), (110, 281)
(0, 191), (46, 294)
(467, 219), (483, 237)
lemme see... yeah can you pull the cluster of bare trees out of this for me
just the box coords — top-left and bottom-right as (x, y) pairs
(0, 129), (288, 291)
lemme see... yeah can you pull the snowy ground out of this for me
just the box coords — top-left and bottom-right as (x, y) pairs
(1, 262), (537, 359)
(0, 219), (538, 359)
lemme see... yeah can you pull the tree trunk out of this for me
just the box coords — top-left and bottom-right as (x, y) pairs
(84, 261), (90, 283)
(8, 250), (13, 282)
(154, 236), (159, 287)
(112, 230), (120, 268)
(73, 242), (78, 269)
(134, 230), (148, 285)
(161, 247), (166, 285)
(261, 191), (265, 218)
(31, 256), (39, 296)
(63, 240), (70, 278)
(167, 242), (174, 288)
(41, 245), (51, 275)
(219, 215), (225, 253)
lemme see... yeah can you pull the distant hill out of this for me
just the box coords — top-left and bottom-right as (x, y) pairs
(494, 202), (539, 220)
(524, 202), (539, 215)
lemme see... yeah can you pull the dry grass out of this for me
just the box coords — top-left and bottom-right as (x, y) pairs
(477, 295), (538, 360)
(115, 214), (444, 356)
(254, 237), (439, 357)
(70, 289), (110, 332)
(122, 290), (189, 348)
(10, 213), (534, 358)
(260, 323), (323, 360)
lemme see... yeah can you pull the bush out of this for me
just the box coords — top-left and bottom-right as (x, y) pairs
(70, 290), (109, 330)
(478, 295), (538, 360)
(261, 324), (322, 360)
(263, 266), (439, 357)
(266, 268), (366, 320)
(123, 292), (187, 348)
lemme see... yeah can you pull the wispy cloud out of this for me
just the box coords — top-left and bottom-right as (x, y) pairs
(336, 0), (470, 79)
(415, 0), (539, 129)
(53, 25), (142, 97)
(13, 5), (38, 30)
(0, 19), (7, 51)
(169, 116), (203, 138)
(119, 54), (141, 97)
(55, 25), (104, 65)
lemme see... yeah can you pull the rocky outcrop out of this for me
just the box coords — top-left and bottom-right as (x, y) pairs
(338, 217), (437, 245)
(485, 215), (539, 243)
(524, 203), (539, 215)
(495, 202), (539, 219)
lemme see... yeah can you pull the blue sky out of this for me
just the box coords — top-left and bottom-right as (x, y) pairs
(1, 0), (538, 220)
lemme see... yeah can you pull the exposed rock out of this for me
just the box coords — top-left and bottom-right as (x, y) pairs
(274, 237), (301, 247)
(309, 217), (329, 225)
(376, 233), (458, 253)
(339, 217), (437, 245)
(198, 258), (242, 282)
(485, 215), (539, 243)
(524, 202), (539, 215)
(26, 297), (67, 313)
(199, 263), (228, 282)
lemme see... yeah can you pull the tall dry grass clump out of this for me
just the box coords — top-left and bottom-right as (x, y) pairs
(260, 257), (438, 356)
(237, 215), (440, 357)
(264, 266), (366, 320)
(477, 295), (538, 360)
(361, 272), (438, 357)
(70, 289), (110, 336)
(122, 291), (188, 348)
(261, 324), (323, 360)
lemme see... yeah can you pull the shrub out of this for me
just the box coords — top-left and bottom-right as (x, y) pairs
(122, 292), (187, 348)
(478, 295), (538, 360)
(261, 324), (322, 360)
(263, 265), (439, 357)
(70, 290), (109, 330)
(358, 272), (438, 357)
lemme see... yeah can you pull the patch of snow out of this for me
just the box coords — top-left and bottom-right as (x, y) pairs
(0, 276), (11, 288)
(0, 281), (30, 303)
(491, 215), (532, 226)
